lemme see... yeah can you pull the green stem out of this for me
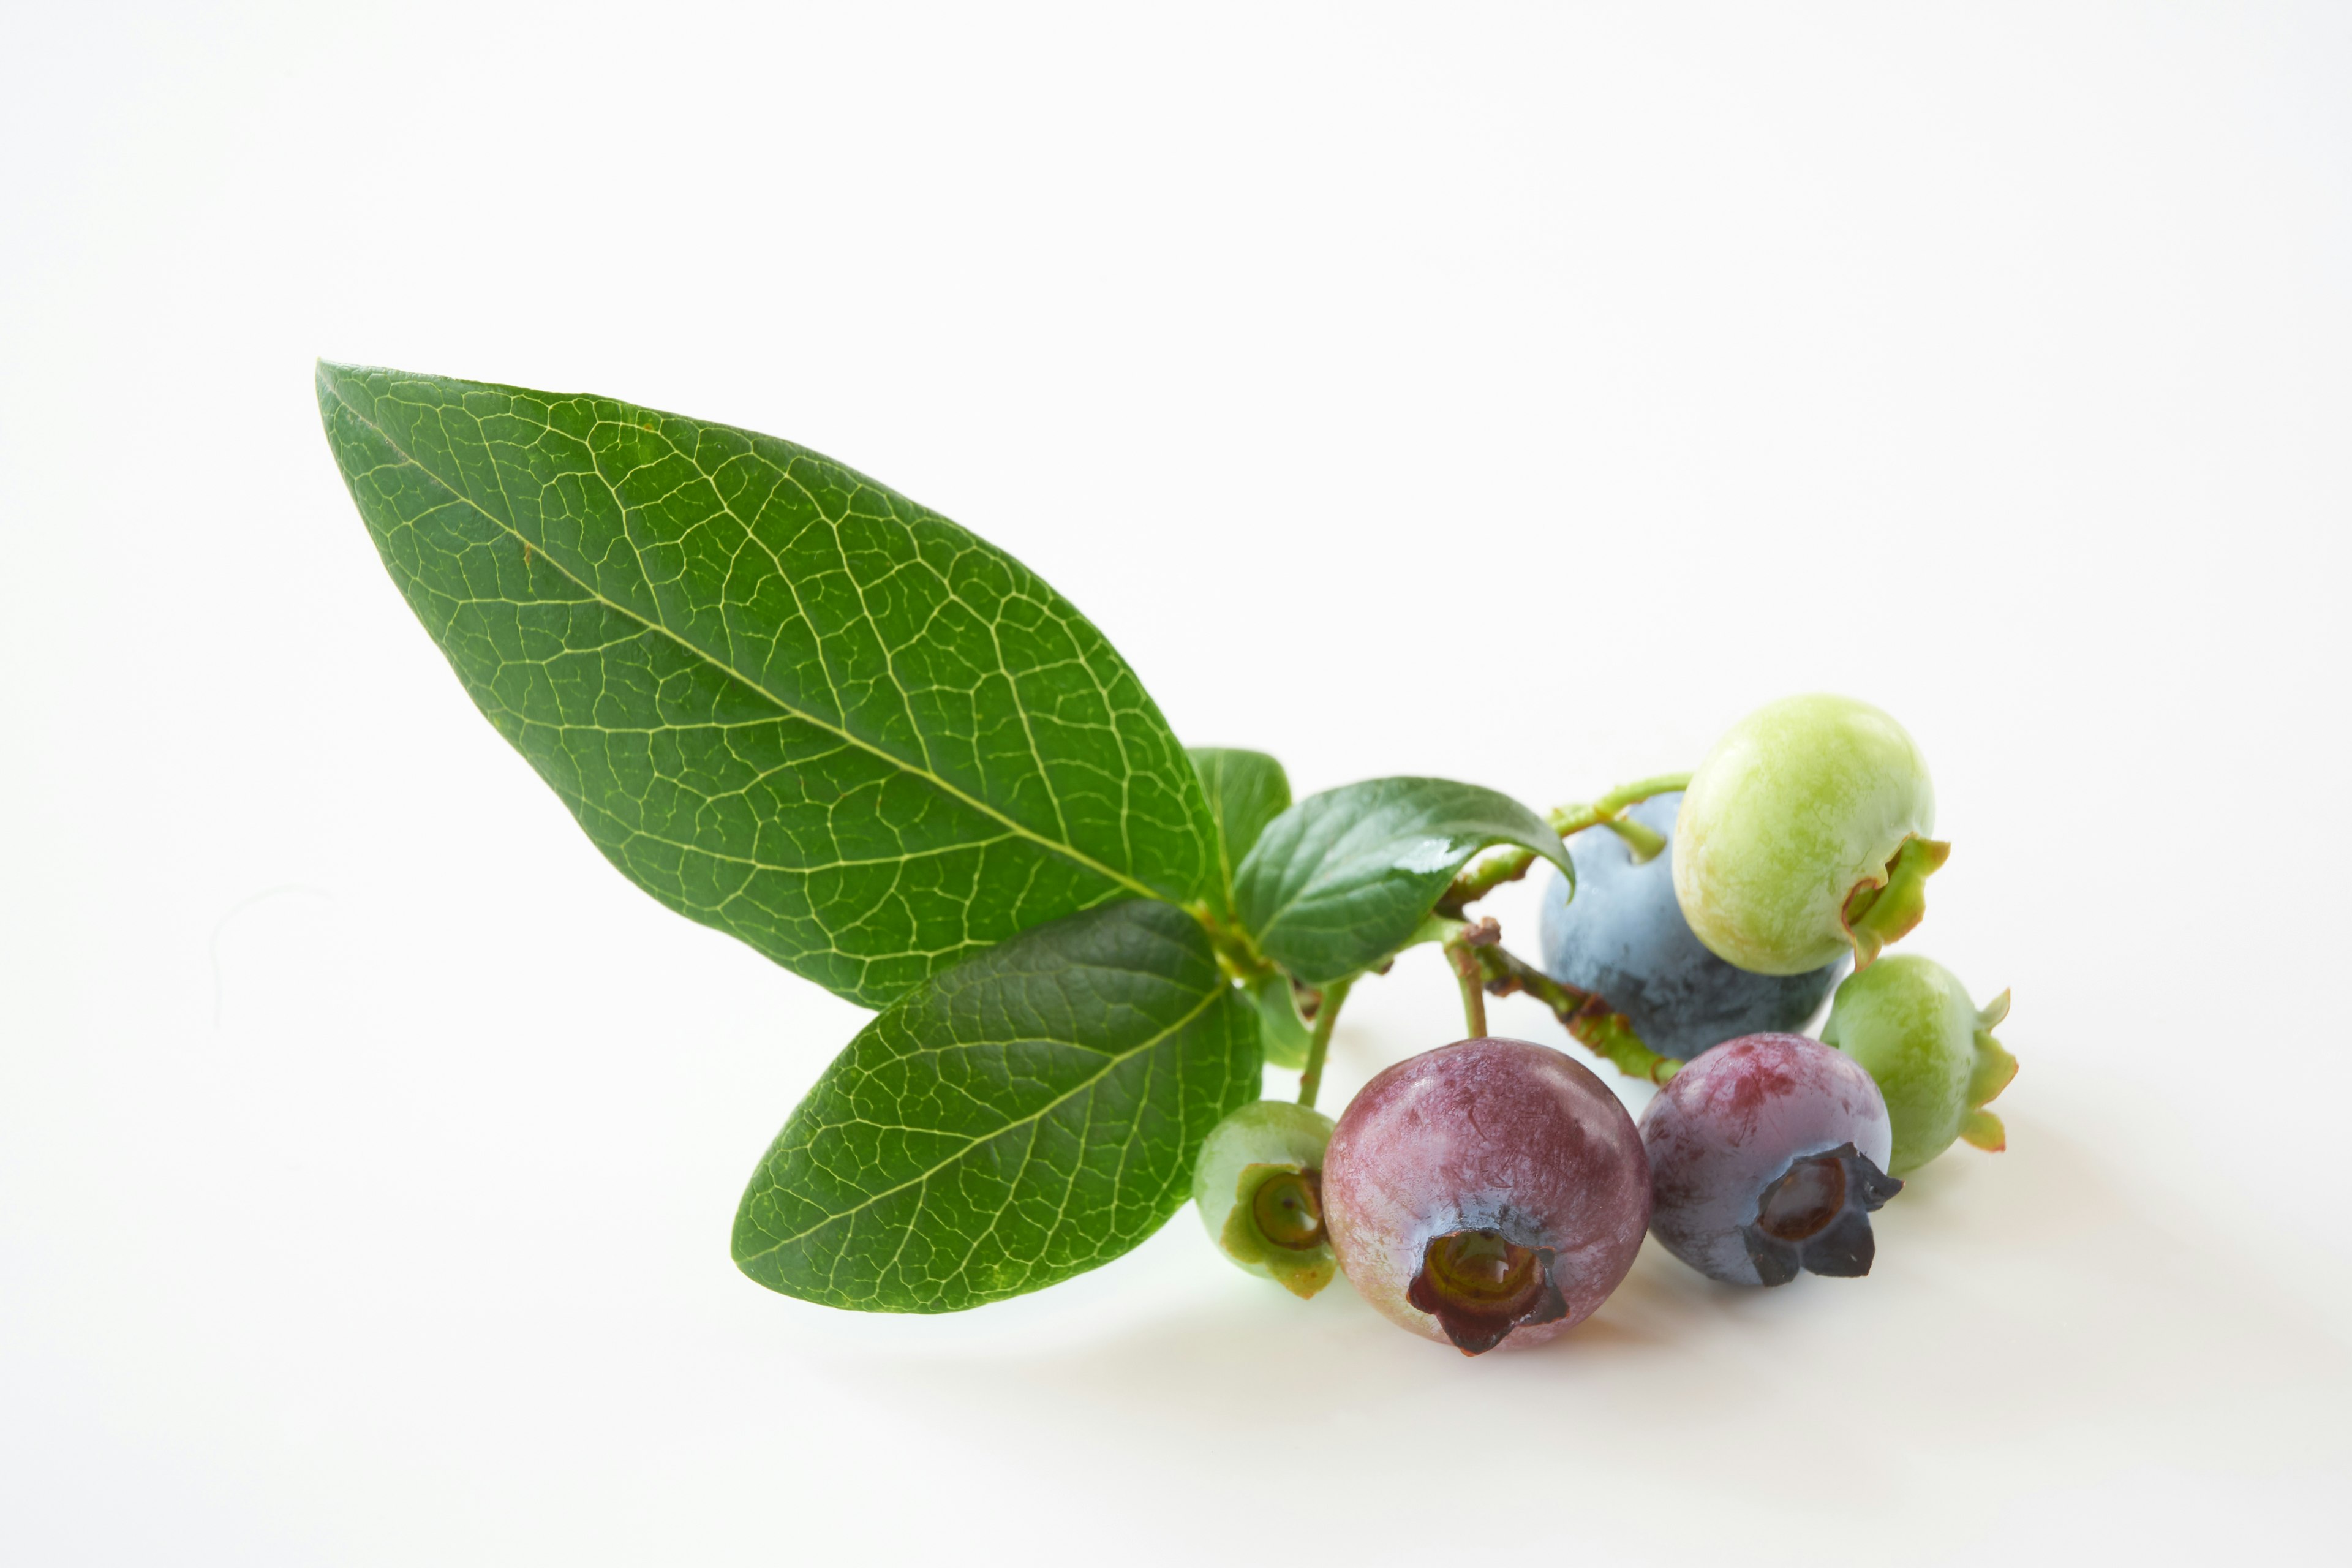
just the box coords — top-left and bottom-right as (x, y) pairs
(1592, 771), (1695, 816)
(1444, 935), (1489, 1037)
(1191, 900), (1275, 985)
(1295, 975), (1354, 1112)
(1548, 771), (1694, 846)
(1440, 771), (1694, 911)
(1474, 943), (1679, 1085)
(1440, 848), (1543, 911)
(1598, 816), (1668, 862)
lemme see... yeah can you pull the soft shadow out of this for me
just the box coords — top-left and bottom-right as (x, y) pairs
(812, 1110), (2351, 1523)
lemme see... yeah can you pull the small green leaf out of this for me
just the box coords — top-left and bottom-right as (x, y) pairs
(1250, 973), (1314, 1069)
(1188, 747), (1291, 917)
(731, 900), (1259, 1312)
(315, 363), (1219, 1009)
(1233, 778), (1569, 985)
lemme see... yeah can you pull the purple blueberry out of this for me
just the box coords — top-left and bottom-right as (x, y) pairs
(1641, 1033), (1902, 1286)
(1539, 793), (1847, 1060)
(1321, 1038), (1651, 1354)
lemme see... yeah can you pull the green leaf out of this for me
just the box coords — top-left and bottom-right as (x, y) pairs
(1187, 747), (1291, 918)
(315, 363), (1218, 1009)
(1250, 973), (1314, 1069)
(731, 899), (1259, 1311)
(1232, 777), (1569, 985)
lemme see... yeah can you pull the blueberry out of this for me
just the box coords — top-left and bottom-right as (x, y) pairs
(1674, 695), (1942, 974)
(1641, 1033), (1902, 1286)
(1820, 954), (2015, 1175)
(1321, 1038), (1650, 1354)
(1193, 1100), (1338, 1298)
(1539, 791), (1847, 1060)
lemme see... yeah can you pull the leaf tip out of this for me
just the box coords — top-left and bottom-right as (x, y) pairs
(313, 358), (368, 428)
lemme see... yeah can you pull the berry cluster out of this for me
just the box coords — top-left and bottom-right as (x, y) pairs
(323, 371), (2011, 1334)
(1195, 695), (2013, 1355)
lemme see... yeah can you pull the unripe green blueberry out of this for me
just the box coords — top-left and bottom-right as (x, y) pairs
(1192, 1099), (1338, 1298)
(1673, 694), (1940, 975)
(1820, 954), (2015, 1175)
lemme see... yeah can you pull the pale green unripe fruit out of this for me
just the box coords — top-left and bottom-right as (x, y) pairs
(1673, 695), (1936, 975)
(1192, 1099), (1338, 1298)
(1820, 954), (2015, 1175)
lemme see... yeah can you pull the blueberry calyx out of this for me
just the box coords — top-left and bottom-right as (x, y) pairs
(1250, 1169), (1327, 1251)
(1406, 1228), (1569, 1355)
(1839, 835), (1951, 968)
(1740, 1143), (1904, 1286)
(1220, 1163), (1336, 1298)
(1960, 989), (2018, 1152)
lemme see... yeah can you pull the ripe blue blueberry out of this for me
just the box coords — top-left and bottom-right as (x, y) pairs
(1539, 793), (1847, 1060)
(1641, 1033), (1902, 1286)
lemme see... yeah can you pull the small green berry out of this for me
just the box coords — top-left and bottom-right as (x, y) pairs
(1820, 954), (2015, 1175)
(1192, 1100), (1337, 1298)
(1674, 693), (1942, 974)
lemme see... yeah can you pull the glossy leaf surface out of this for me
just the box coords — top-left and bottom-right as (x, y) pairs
(731, 900), (1259, 1311)
(317, 363), (1218, 1008)
(1188, 746), (1291, 917)
(1234, 777), (1569, 984)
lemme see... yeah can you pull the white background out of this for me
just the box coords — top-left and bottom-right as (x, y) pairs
(6, 3), (2349, 1562)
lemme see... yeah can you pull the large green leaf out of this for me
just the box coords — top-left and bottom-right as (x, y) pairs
(1187, 746), (1290, 918)
(1233, 777), (1570, 984)
(731, 899), (1258, 1311)
(316, 363), (1218, 1009)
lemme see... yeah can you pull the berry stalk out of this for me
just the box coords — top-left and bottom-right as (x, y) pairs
(1438, 772), (1692, 913)
(1474, 943), (1681, 1085)
(1442, 918), (1501, 1037)
(1564, 772), (1695, 862)
(1294, 974), (1355, 1112)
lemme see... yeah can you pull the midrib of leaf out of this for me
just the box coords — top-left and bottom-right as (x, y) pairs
(735, 978), (1226, 1257)
(319, 371), (1164, 908)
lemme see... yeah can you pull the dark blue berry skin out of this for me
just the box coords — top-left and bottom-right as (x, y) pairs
(1537, 793), (1847, 1060)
